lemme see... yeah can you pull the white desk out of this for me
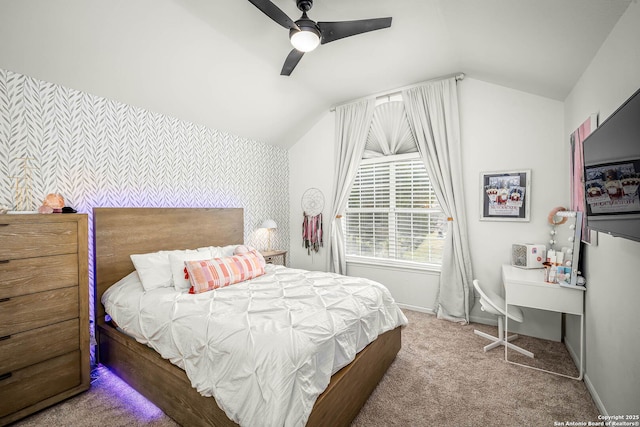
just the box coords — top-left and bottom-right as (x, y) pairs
(502, 264), (585, 380)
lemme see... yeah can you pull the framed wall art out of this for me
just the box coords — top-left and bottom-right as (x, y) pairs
(480, 169), (531, 221)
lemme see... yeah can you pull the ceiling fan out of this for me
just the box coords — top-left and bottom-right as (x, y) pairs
(248, 0), (392, 76)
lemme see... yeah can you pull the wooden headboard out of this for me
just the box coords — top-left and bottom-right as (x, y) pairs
(93, 208), (244, 324)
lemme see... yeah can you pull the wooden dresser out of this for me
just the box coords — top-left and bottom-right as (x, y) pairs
(0, 214), (90, 426)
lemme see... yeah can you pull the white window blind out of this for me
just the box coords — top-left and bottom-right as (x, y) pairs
(345, 154), (446, 266)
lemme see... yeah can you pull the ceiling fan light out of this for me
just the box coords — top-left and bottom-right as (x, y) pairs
(290, 29), (320, 52)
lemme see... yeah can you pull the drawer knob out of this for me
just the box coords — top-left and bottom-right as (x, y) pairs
(0, 372), (12, 381)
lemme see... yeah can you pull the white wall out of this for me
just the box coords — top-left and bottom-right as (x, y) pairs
(288, 77), (567, 340)
(460, 78), (566, 339)
(288, 112), (335, 272)
(563, 1), (640, 416)
(347, 263), (440, 313)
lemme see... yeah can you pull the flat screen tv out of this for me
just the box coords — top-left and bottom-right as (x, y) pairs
(583, 87), (640, 242)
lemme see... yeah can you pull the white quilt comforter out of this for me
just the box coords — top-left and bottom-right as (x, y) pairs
(103, 265), (407, 427)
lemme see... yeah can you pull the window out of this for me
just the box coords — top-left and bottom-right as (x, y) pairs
(345, 153), (446, 268)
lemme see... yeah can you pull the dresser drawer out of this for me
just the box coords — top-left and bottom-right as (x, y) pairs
(0, 253), (79, 299)
(0, 319), (79, 373)
(0, 222), (78, 261)
(0, 287), (78, 337)
(0, 350), (80, 417)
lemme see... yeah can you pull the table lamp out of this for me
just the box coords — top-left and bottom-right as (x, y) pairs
(261, 219), (277, 251)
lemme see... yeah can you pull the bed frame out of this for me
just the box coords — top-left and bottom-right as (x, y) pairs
(94, 207), (401, 427)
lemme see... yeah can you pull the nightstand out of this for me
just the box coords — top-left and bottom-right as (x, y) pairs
(261, 250), (287, 266)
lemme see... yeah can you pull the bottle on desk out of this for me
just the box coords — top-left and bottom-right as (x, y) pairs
(546, 250), (559, 283)
(543, 262), (552, 282)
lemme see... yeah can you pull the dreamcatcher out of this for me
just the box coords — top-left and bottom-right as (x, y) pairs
(301, 188), (324, 254)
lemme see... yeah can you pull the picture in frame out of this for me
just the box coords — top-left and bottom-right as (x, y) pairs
(480, 169), (531, 221)
(584, 158), (640, 216)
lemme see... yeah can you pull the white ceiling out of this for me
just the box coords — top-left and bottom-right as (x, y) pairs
(0, 0), (631, 149)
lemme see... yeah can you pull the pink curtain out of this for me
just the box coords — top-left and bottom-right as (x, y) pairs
(570, 116), (596, 243)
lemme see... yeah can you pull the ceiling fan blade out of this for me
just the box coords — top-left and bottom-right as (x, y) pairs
(248, 0), (299, 30)
(281, 49), (305, 76)
(318, 17), (392, 44)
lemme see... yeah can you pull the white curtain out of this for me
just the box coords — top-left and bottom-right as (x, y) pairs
(328, 99), (376, 274)
(402, 78), (473, 323)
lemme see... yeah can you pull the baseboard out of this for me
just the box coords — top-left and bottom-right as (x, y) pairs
(470, 313), (498, 326)
(584, 373), (607, 416)
(565, 336), (607, 416)
(396, 303), (435, 315)
(396, 303), (499, 327)
(564, 335), (580, 368)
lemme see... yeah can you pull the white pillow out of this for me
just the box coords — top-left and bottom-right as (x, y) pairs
(221, 244), (239, 256)
(169, 249), (212, 291)
(197, 246), (221, 258)
(130, 251), (173, 291)
(196, 244), (240, 258)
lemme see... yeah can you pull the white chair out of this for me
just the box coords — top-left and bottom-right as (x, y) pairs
(473, 279), (534, 358)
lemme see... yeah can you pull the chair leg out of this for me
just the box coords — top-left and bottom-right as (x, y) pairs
(483, 339), (503, 352)
(474, 329), (499, 342)
(474, 317), (534, 358)
(506, 341), (535, 358)
(505, 333), (520, 342)
(501, 317), (534, 358)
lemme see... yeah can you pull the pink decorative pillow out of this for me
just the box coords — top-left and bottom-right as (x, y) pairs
(234, 245), (266, 267)
(185, 250), (265, 294)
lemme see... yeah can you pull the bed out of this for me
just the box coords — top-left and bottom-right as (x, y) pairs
(94, 207), (404, 427)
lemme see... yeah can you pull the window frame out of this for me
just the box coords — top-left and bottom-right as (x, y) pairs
(344, 152), (445, 272)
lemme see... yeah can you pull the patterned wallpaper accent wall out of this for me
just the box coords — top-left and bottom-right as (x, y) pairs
(0, 67), (289, 339)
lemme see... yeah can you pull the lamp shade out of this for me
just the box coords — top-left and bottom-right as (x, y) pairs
(290, 29), (320, 52)
(261, 219), (277, 229)
(289, 15), (321, 53)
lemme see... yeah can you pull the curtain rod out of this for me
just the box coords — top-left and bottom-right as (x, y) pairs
(329, 72), (465, 112)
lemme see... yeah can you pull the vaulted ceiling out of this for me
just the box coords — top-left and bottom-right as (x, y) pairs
(0, 0), (631, 148)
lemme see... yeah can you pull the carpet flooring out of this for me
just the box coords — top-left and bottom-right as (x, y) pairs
(12, 310), (600, 426)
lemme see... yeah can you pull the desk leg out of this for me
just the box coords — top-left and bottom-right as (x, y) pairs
(505, 310), (584, 381)
(504, 286), (584, 380)
(578, 312), (584, 381)
(504, 307), (508, 362)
